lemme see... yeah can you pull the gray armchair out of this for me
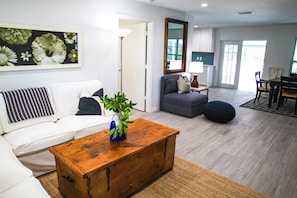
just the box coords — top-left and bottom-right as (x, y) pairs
(160, 75), (208, 118)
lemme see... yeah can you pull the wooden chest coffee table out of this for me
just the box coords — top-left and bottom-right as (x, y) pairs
(49, 118), (179, 198)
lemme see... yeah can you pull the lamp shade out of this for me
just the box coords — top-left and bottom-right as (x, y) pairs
(189, 61), (204, 73)
(115, 28), (132, 38)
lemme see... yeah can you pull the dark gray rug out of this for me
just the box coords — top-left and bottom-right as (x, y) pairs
(240, 96), (297, 118)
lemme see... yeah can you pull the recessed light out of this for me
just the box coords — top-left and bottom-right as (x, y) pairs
(194, 25), (199, 28)
(201, 3), (208, 7)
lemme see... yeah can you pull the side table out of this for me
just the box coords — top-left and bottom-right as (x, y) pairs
(191, 86), (209, 96)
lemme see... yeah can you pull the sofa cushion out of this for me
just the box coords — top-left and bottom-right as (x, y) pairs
(0, 90), (58, 134)
(0, 177), (50, 198)
(57, 115), (111, 139)
(51, 80), (103, 119)
(164, 78), (177, 94)
(177, 76), (190, 94)
(0, 123), (3, 135)
(0, 136), (11, 150)
(0, 146), (32, 193)
(163, 92), (208, 107)
(3, 122), (73, 156)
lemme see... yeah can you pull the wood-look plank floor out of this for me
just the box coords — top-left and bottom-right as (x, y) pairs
(132, 88), (297, 198)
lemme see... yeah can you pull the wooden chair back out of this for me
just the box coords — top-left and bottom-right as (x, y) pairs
(278, 76), (297, 114)
(280, 76), (297, 94)
(255, 71), (268, 91)
(268, 66), (283, 80)
(254, 71), (270, 103)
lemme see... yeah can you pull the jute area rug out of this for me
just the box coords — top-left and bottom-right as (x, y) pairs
(38, 157), (269, 198)
(240, 96), (297, 118)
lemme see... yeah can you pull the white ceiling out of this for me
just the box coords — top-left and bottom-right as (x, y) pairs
(137, 0), (297, 28)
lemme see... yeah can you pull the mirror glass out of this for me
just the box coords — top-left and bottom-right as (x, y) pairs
(164, 18), (188, 74)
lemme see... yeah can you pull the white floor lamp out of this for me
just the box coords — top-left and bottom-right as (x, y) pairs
(115, 28), (132, 92)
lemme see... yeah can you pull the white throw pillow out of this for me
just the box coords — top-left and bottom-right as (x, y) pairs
(177, 76), (190, 93)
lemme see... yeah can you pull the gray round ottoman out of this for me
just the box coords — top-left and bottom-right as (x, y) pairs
(203, 100), (236, 123)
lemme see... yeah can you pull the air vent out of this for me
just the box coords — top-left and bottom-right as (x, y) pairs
(238, 11), (254, 15)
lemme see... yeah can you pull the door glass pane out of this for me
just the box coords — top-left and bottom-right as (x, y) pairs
(291, 39), (297, 74)
(222, 44), (238, 85)
(238, 40), (266, 92)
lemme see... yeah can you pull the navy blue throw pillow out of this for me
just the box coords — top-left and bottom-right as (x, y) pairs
(76, 88), (104, 115)
(93, 88), (104, 98)
(76, 97), (102, 115)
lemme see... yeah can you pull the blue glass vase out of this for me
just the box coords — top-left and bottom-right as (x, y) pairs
(109, 120), (126, 142)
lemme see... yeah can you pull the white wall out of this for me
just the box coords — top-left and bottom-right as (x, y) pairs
(213, 23), (297, 85)
(0, 0), (193, 112)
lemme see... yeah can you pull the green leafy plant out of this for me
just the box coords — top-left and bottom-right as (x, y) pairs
(101, 92), (136, 139)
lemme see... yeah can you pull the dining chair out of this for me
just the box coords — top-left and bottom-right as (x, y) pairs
(277, 76), (297, 114)
(268, 66), (283, 80)
(254, 71), (270, 103)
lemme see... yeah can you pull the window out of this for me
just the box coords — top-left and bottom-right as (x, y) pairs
(290, 38), (297, 75)
(167, 39), (183, 61)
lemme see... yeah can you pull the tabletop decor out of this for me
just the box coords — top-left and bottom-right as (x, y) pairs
(101, 92), (136, 141)
(0, 22), (80, 71)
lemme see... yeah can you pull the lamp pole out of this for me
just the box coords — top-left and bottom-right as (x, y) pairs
(115, 28), (131, 93)
(119, 36), (124, 93)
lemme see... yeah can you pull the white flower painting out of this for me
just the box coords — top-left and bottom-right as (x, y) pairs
(0, 22), (80, 71)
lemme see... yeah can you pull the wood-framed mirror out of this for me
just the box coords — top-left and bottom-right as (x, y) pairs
(164, 18), (188, 74)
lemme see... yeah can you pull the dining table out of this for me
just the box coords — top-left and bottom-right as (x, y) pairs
(266, 78), (281, 108)
(266, 76), (297, 108)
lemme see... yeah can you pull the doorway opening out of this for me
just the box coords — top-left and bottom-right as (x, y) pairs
(238, 40), (267, 92)
(119, 19), (152, 112)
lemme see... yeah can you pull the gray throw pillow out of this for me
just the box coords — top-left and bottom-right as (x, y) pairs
(177, 76), (190, 93)
(165, 78), (177, 94)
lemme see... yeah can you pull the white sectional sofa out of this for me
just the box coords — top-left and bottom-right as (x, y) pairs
(0, 80), (112, 197)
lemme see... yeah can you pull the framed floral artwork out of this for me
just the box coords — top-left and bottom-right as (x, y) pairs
(0, 22), (81, 71)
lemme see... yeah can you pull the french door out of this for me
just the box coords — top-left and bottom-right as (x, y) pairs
(219, 41), (242, 89)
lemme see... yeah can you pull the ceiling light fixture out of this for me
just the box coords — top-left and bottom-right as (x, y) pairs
(201, 3), (208, 7)
(238, 11), (255, 15)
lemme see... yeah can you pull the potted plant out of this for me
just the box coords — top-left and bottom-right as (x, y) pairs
(101, 92), (136, 141)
